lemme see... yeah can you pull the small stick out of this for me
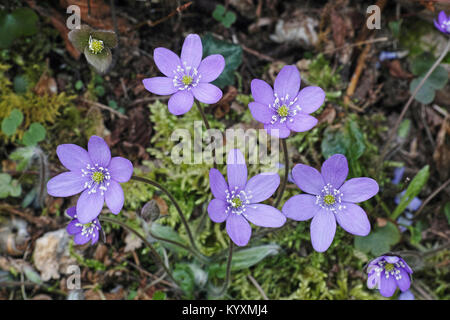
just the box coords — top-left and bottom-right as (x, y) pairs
(414, 178), (450, 217)
(247, 274), (269, 300)
(134, 2), (192, 30)
(79, 98), (128, 119)
(324, 37), (389, 54)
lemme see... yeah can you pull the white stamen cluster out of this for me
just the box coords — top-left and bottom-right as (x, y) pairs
(172, 61), (201, 91)
(440, 20), (450, 32)
(81, 163), (111, 195)
(225, 186), (255, 216)
(315, 183), (345, 212)
(268, 93), (301, 124)
(372, 259), (406, 281)
(73, 213), (101, 240)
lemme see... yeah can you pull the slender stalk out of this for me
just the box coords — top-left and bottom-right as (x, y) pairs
(414, 177), (450, 218)
(130, 175), (198, 251)
(195, 100), (217, 169)
(216, 241), (234, 297)
(377, 39), (450, 169)
(275, 139), (289, 208)
(99, 215), (178, 286)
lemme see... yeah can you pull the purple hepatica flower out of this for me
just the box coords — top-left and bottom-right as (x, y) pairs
(207, 149), (286, 246)
(282, 154), (379, 252)
(434, 11), (450, 34)
(66, 207), (101, 245)
(47, 136), (133, 224)
(249, 65), (325, 139)
(366, 255), (413, 298)
(398, 290), (414, 300)
(143, 34), (225, 115)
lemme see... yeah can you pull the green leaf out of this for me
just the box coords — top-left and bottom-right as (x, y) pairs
(321, 118), (365, 161)
(202, 33), (242, 88)
(407, 225), (422, 246)
(230, 244), (281, 271)
(0, 8), (38, 48)
(22, 123), (46, 146)
(152, 291), (166, 300)
(23, 265), (42, 285)
(11, 8), (38, 37)
(392, 165), (429, 219)
(410, 55), (434, 76)
(354, 221), (401, 256)
(207, 244), (281, 280)
(94, 85), (105, 97)
(149, 222), (188, 254)
(427, 66), (448, 90)
(75, 80), (84, 91)
(173, 263), (195, 297)
(388, 19), (402, 38)
(409, 77), (435, 104)
(212, 4), (226, 22)
(397, 119), (411, 139)
(0, 12), (18, 48)
(0, 173), (22, 199)
(444, 202), (450, 225)
(222, 12), (237, 28)
(1, 109), (23, 136)
(10, 146), (35, 171)
(13, 75), (28, 93)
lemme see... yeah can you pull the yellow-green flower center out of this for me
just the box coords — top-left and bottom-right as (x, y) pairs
(231, 197), (243, 208)
(277, 105), (289, 117)
(385, 263), (395, 272)
(182, 75), (193, 85)
(323, 194), (335, 205)
(92, 171), (105, 183)
(89, 37), (104, 54)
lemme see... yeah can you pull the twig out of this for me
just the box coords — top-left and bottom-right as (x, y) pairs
(79, 98), (128, 119)
(241, 44), (275, 62)
(414, 178), (450, 217)
(134, 2), (192, 30)
(324, 37), (389, 54)
(420, 104), (436, 149)
(247, 274), (269, 300)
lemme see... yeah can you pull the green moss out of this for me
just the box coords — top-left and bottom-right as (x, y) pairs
(0, 63), (77, 143)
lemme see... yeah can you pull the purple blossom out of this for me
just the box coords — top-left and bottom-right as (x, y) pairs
(66, 206), (101, 245)
(207, 149), (286, 246)
(249, 65), (325, 139)
(398, 290), (415, 300)
(434, 11), (450, 34)
(47, 136), (133, 224)
(366, 255), (413, 298)
(282, 154), (379, 252)
(143, 34), (225, 115)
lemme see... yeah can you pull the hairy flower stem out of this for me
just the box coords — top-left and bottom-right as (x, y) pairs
(275, 139), (289, 208)
(99, 215), (178, 286)
(216, 241), (233, 297)
(195, 100), (217, 169)
(130, 175), (199, 252)
(378, 38), (450, 170)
